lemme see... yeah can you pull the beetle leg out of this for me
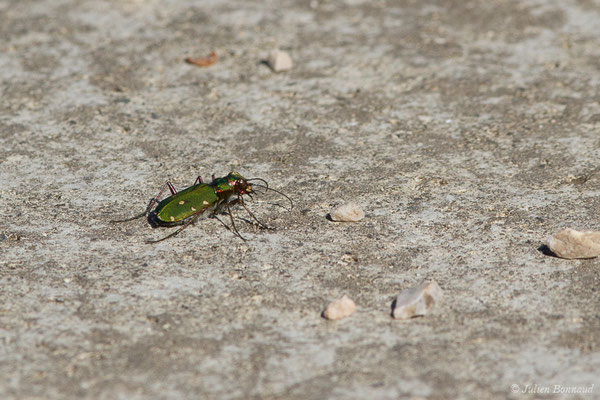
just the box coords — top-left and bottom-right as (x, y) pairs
(193, 176), (203, 185)
(239, 196), (272, 230)
(145, 182), (176, 212)
(146, 208), (205, 243)
(167, 182), (177, 195)
(212, 214), (236, 233)
(227, 198), (240, 207)
(110, 209), (148, 223)
(223, 197), (269, 230)
(226, 201), (247, 241)
(111, 181), (174, 223)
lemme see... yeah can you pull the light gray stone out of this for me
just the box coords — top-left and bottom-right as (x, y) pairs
(392, 281), (443, 320)
(329, 203), (365, 222)
(547, 228), (600, 259)
(267, 50), (293, 72)
(322, 295), (356, 320)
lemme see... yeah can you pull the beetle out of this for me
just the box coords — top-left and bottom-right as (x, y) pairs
(111, 172), (292, 243)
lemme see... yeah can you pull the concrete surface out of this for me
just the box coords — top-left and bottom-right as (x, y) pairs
(1, 0), (600, 399)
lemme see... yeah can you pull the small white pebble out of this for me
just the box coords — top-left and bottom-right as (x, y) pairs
(322, 295), (356, 320)
(329, 203), (364, 222)
(547, 228), (600, 259)
(392, 281), (443, 320)
(267, 50), (293, 72)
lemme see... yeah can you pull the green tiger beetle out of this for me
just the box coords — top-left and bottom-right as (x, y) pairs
(111, 172), (293, 243)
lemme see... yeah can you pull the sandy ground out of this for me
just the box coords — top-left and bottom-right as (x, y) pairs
(1, 0), (600, 399)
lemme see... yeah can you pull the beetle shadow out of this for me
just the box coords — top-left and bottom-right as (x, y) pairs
(236, 216), (273, 230)
(268, 201), (291, 210)
(212, 212), (271, 231)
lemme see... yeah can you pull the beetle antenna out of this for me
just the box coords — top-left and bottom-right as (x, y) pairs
(239, 195), (272, 230)
(247, 178), (269, 189)
(251, 184), (293, 210)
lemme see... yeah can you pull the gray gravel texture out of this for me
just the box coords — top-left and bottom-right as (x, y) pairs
(1, 0), (600, 399)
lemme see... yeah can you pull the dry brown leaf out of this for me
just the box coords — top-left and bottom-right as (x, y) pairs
(185, 51), (218, 67)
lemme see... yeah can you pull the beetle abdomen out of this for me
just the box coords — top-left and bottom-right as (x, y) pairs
(147, 211), (188, 228)
(149, 184), (220, 228)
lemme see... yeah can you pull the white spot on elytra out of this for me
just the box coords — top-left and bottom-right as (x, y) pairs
(191, 207), (196, 211)
(203, 200), (209, 205)
(179, 200), (185, 205)
(170, 216), (175, 222)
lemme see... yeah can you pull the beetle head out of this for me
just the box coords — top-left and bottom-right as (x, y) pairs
(228, 172), (252, 195)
